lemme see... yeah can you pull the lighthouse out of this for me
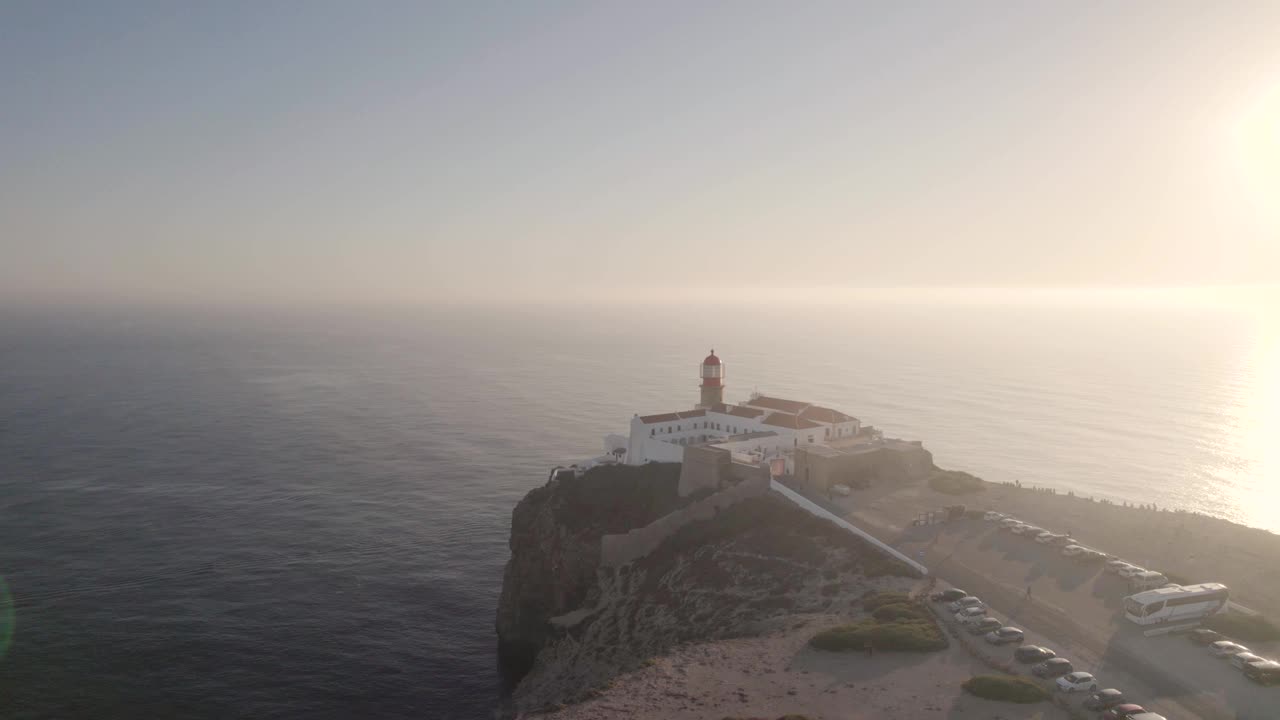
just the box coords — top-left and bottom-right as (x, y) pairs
(698, 350), (724, 408)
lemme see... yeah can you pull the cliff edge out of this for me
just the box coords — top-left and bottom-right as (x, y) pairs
(496, 463), (920, 714)
(495, 463), (692, 680)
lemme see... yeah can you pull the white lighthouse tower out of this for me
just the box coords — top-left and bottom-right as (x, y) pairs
(698, 349), (724, 408)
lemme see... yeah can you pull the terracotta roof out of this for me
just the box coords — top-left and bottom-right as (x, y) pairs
(761, 412), (821, 430)
(638, 409), (706, 424)
(799, 405), (857, 424)
(727, 405), (764, 418)
(745, 396), (811, 414)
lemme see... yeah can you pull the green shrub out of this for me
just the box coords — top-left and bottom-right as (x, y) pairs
(928, 470), (986, 495)
(961, 675), (1049, 703)
(862, 591), (912, 612)
(1204, 613), (1280, 642)
(871, 602), (930, 623)
(809, 618), (947, 652)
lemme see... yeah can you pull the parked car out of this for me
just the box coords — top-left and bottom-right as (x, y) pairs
(1210, 640), (1251, 658)
(1036, 532), (1067, 544)
(1077, 550), (1109, 564)
(998, 518), (1022, 530)
(967, 617), (1003, 635)
(930, 588), (968, 602)
(1032, 657), (1073, 678)
(1049, 534), (1075, 547)
(1117, 565), (1147, 579)
(956, 607), (989, 624)
(1126, 714), (1167, 720)
(1061, 544), (1087, 557)
(1129, 571), (1169, 592)
(1018, 526), (1045, 538)
(1014, 645), (1056, 663)
(1083, 689), (1127, 711)
(1189, 628), (1223, 645)
(1056, 671), (1098, 693)
(948, 596), (984, 613)
(1101, 705), (1147, 720)
(1244, 659), (1280, 686)
(985, 627), (1024, 645)
(984, 511), (1005, 521)
(1105, 559), (1132, 574)
(1231, 652), (1265, 669)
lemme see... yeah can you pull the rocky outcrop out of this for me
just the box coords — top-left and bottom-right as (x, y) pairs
(509, 494), (918, 713)
(495, 463), (690, 680)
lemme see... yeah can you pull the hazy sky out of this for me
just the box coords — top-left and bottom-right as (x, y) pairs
(3, 1), (1279, 305)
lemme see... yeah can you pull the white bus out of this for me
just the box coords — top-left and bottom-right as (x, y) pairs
(1124, 583), (1229, 626)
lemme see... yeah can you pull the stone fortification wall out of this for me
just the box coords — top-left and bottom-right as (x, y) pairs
(794, 442), (933, 495)
(677, 444), (732, 497)
(600, 472), (771, 567)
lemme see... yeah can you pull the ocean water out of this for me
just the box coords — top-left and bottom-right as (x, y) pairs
(0, 298), (1276, 718)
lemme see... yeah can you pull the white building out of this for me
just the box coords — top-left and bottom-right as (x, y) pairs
(612, 351), (864, 474)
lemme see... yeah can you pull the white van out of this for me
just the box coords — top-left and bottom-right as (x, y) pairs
(1129, 571), (1168, 592)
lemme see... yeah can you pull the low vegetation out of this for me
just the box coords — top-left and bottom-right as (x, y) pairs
(1205, 613), (1280, 642)
(862, 591), (912, 611)
(811, 593), (946, 652)
(928, 470), (986, 495)
(863, 590), (933, 622)
(810, 618), (947, 652)
(961, 675), (1050, 704)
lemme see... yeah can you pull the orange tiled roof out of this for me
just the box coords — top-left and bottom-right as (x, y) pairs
(745, 396), (811, 414)
(799, 405), (856, 424)
(639, 409), (706, 424)
(761, 412), (821, 430)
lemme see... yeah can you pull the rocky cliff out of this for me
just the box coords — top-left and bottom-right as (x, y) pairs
(496, 464), (920, 714)
(495, 463), (692, 680)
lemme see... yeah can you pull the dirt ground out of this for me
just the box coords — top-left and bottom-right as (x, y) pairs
(538, 613), (1070, 720)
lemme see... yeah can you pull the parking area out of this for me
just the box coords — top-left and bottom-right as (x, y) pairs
(838, 496), (1280, 719)
(931, 584), (1195, 718)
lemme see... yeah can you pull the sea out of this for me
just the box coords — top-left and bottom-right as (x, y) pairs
(1, 295), (1276, 719)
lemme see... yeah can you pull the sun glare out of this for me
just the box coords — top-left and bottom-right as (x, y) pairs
(1235, 85), (1280, 219)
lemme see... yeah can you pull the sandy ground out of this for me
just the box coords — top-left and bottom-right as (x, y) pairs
(539, 613), (1070, 720)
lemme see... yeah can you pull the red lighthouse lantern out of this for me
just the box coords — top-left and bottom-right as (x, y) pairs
(698, 350), (724, 408)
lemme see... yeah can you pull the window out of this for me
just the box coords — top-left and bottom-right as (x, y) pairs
(650, 429), (655, 437)
(808, 435), (815, 443)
